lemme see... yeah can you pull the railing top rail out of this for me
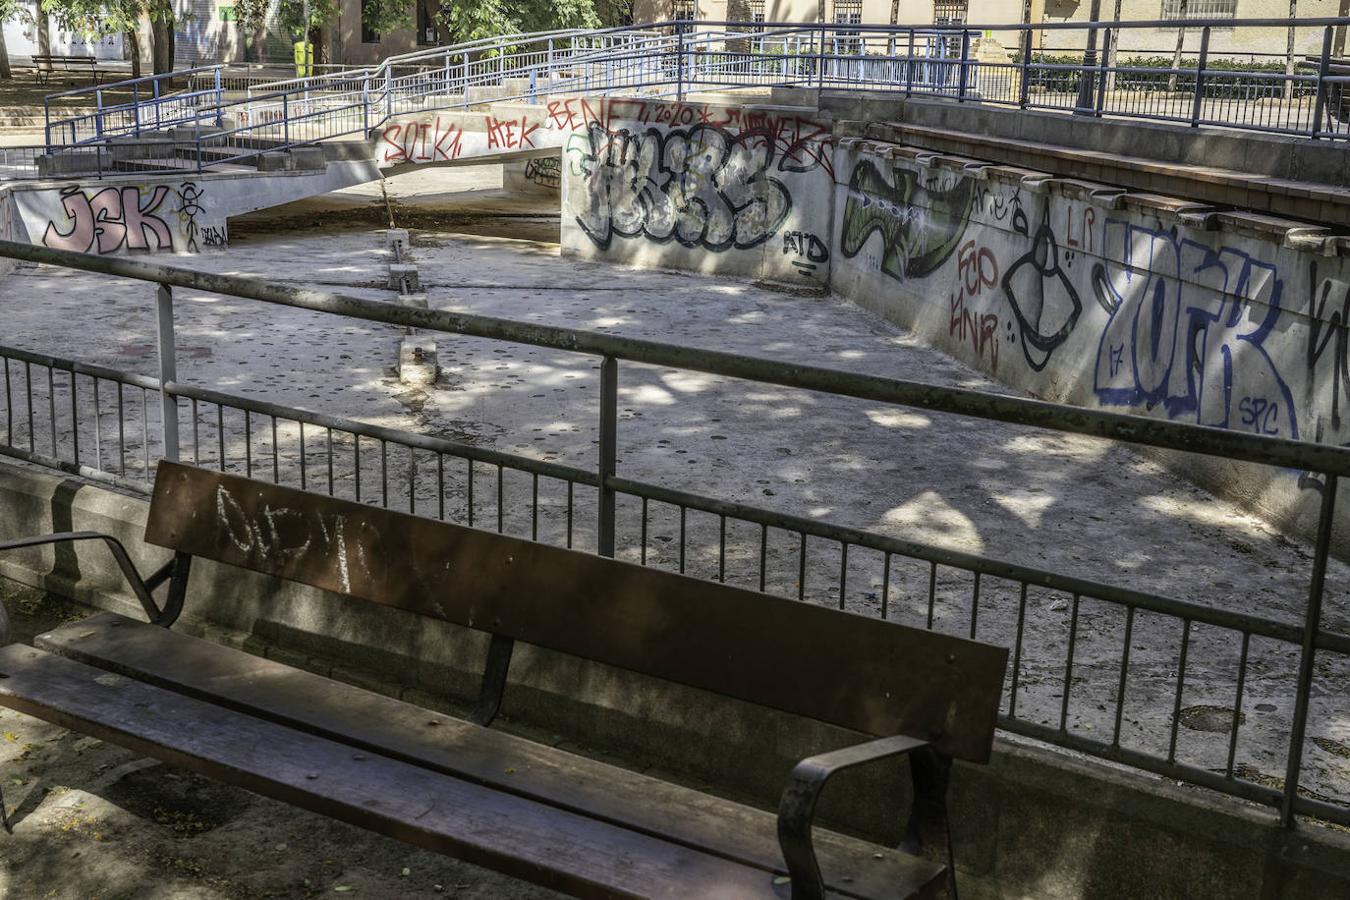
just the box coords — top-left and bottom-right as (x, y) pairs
(4, 238), (1348, 479)
(645, 16), (1350, 31)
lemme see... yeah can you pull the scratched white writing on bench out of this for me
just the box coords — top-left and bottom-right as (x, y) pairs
(214, 486), (391, 593)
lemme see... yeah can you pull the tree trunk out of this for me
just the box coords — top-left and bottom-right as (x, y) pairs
(1105, 0), (1122, 92)
(0, 23), (11, 79)
(36, 4), (50, 56)
(309, 25), (325, 66)
(1285, 0), (1298, 102)
(890, 0), (899, 26)
(152, 19), (174, 74)
(1167, 0), (1188, 92)
(127, 29), (142, 78)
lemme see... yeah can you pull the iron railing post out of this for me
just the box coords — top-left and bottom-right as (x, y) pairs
(1313, 26), (1334, 138)
(597, 355), (618, 558)
(1190, 26), (1210, 127)
(133, 82), (141, 137)
(444, 53), (451, 96)
(215, 66), (223, 125)
(957, 29), (971, 101)
(155, 283), (179, 463)
(283, 93), (290, 145)
(362, 77), (370, 134)
(95, 89), (103, 141)
(385, 66), (394, 118)
(1074, 20), (1099, 113)
(1280, 472), (1338, 826)
(1019, 26), (1032, 107)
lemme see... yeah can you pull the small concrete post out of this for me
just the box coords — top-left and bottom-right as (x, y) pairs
(155, 283), (180, 462)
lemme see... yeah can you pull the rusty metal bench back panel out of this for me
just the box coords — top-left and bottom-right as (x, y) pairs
(146, 461), (1008, 763)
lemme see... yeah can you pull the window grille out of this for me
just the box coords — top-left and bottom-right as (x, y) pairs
(1160, 0), (1238, 19)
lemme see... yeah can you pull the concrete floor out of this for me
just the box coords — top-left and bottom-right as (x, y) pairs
(2, 165), (1350, 893)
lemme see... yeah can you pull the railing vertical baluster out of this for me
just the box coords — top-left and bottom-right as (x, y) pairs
(92, 379), (102, 471)
(1112, 606), (1136, 746)
(1008, 583), (1028, 716)
(1281, 472), (1338, 826)
(1167, 619), (1193, 763)
(438, 454), (446, 521)
(1226, 631), (1251, 778)
(597, 355), (618, 557)
(46, 367), (55, 457)
(1059, 594), (1081, 731)
(67, 370), (79, 467)
(155, 284), (178, 462)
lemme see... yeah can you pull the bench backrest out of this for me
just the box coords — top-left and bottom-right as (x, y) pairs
(146, 461), (1008, 763)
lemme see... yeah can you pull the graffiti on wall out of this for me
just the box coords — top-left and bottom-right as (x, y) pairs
(566, 99), (833, 256)
(1091, 222), (1297, 438)
(839, 160), (975, 281)
(782, 230), (829, 278)
(571, 123), (790, 251)
(43, 184), (176, 254)
(838, 151), (1311, 441)
(381, 117), (466, 164)
(1001, 201), (1082, 372)
(524, 157), (561, 189)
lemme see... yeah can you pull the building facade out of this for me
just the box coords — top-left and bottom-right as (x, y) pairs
(637, 0), (1346, 57)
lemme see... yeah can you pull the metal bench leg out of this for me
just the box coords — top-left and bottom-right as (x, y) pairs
(469, 634), (515, 727)
(901, 746), (956, 899)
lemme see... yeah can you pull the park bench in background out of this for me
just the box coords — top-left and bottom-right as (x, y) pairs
(31, 55), (102, 86)
(0, 461), (1008, 899)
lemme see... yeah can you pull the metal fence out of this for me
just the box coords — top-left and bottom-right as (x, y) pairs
(2, 238), (1350, 831)
(20, 17), (1350, 181)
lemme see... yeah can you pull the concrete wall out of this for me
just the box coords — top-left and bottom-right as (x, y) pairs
(556, 96), (1350, 553)
(1, 458), (1347, 899)
(560, 96), (836, 286)
(377, 103), (568, 170)
(1, 160), (380, 257)
(828, 137), (1350, 549)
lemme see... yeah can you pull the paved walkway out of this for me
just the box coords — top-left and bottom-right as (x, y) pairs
(2, 166), (1348, 814)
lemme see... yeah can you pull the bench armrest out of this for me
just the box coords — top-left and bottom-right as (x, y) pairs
(0, 532), (166, 628)
(778, 734), (951, 900)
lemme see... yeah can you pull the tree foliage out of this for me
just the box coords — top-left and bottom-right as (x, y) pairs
(437, 0), (599, 46)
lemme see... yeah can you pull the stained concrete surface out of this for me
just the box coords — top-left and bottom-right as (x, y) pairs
(1, 165), (1349, 844)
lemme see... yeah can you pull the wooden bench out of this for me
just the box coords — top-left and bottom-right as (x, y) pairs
(0, 461), (1008, 899)
(31, 55), (102, 85)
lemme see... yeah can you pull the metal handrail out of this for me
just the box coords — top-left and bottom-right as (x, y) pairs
(26, 16), (1350, 181)
(2, 236), (1348, 830)
(3, 238), (1348, 476)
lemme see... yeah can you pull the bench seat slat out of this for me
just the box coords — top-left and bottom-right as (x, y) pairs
(0, 643), (834, 900)
(35, 612), (946, 900)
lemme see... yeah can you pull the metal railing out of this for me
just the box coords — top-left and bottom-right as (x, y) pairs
(2, 237), (1349, 830)
(25, 17), (1350, 181)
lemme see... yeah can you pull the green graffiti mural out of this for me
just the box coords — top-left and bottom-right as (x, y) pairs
(839, 160), (975, 281)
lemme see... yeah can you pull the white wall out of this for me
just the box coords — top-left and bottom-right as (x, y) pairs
(2, 20), (124, 61)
